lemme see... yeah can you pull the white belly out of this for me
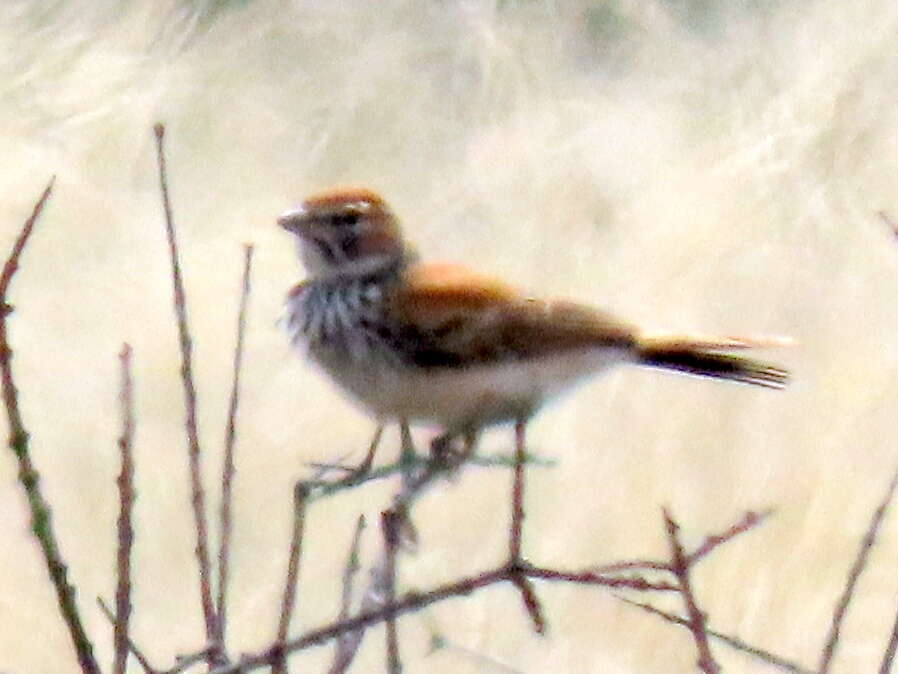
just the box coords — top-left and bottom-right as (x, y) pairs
(312, 345), (633, 431)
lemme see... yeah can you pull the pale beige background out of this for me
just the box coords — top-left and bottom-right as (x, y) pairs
(1, 1), (897, 672)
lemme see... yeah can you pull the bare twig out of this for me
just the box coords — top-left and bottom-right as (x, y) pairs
(98, 597), (158, 674)
(0, 177), (100, 674)
(508, 419), (544, 634)
(209, 559), (676, 674)
(216, 244), (254, 647)
(382, 510), (403, 673)
(820, 468), (898, 673)
(687, 509), (772, 565)
(616, 596), (814, 674)
(114, 344), (136, 674)
(272, 482), (310, 674)
(518, 564), (675, 591)
(153, 123), (218, 652)
(330, 515), (367, 674)
(880, 601), (898, 674)
(591, 509), (771, 576)
(307, 449), (551, 499)
(508, 420), (526, 564)
(664, 510), (719, 674)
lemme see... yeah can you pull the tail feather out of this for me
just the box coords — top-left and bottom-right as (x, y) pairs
(637, 336), (790, 389)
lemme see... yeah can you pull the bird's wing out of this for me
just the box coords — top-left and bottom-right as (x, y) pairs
(385, 262), (637, 367)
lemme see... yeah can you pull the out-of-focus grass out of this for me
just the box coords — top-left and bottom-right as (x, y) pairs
(1, 0), (898, 672)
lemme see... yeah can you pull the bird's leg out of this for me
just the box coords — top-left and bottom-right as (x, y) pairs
(429, 432), (454, 469)
(429, 428), (478, 474)
(328, 424), (384, 485)
(398, 419), (418, 489)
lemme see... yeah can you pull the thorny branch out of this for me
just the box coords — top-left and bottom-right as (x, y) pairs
(0, 177), (101, 674)
(271, 482), (310, 674)
(217, 244), (255, 646)
(153, 122), (219, 655)
(820, 468), (898, 674)
(664, 510), (719, 674)
(114, 344), (136, 674)
(329, 515), (367, 674)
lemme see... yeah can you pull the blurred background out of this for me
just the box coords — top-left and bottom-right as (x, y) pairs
(2, 0), (898, 671)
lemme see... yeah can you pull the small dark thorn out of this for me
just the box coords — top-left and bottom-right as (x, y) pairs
(153, 123), (165, 139)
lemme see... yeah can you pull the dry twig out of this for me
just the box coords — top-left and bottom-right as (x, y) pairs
(114, 344), (136, 674)
(508, 419), (544, 634)
(616, 596), (813, 674)
(272, 482), (310, 674)
(98, 597), (158, 674)
(216, 244), (254, 646)
(664, 509), (719, 674)
(153, 123), (219, 653)
(0, 177), (100, 674)
(820, 468), (898, 673)
(209, 558), (674, 674)
(329, 515), (367, 674)
(382, 510), (403, 673)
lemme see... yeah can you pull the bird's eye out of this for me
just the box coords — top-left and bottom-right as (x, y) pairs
(331, 212), (359, 227)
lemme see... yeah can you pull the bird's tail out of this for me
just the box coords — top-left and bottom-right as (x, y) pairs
(636, 334), (791, 389)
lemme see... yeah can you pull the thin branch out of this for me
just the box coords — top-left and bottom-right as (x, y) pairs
(329, 515), (367, 674)
(688, 509), (772, 565)
(820, 468), (898, 674)
(306, 450), (553, 500)
(98, 597), (158, 674)
(272, 482), (310, 674)
(216, 244), (254, 647)
(509, 420), (526, 564)
(508, 419), (544, 634)
(153, 123), (218, 651)
(382, 510), (403, 673)
(114, 344), (137, 674)
(0, 177), (100, 674)
(210, 556), (677, 674)
(519, 564), (676, 592)
(616, 596), (814, 674)
(664, 510), (719, 674)
(880, 598), (898, 674)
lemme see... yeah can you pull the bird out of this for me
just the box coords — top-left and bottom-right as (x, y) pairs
(278, 186), (788, 472)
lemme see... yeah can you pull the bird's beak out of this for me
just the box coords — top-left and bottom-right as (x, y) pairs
(277, 206), (308, 233)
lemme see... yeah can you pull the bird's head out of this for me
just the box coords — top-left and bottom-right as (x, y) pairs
(278, 187), (409, 279)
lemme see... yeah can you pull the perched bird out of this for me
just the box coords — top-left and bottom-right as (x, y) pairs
(279, 187), (788, 467)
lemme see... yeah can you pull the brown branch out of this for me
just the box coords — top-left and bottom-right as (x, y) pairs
(519, 564), (676, 591)
(98, 597), (158, 674)
(0, 177), (100, 674)
(152, 123), (218, 652)
(272, 482), (310, 674)
(687, 509), (772, 565)
(216, 244), (254, 647)
(329, 515), (367, 674)
(820, 468), (898, 673)
(664, 509), (719, 674)
(616, 596), (814, 674)
(508, 419), (544, 634)
(210, 555), (675, 674)
(508, 420), (526, 564)
(114, 344), (136, 674)
(382, 510), (403, 673)
(880, 599), (898, 674)
(591, 559), (670, 574)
